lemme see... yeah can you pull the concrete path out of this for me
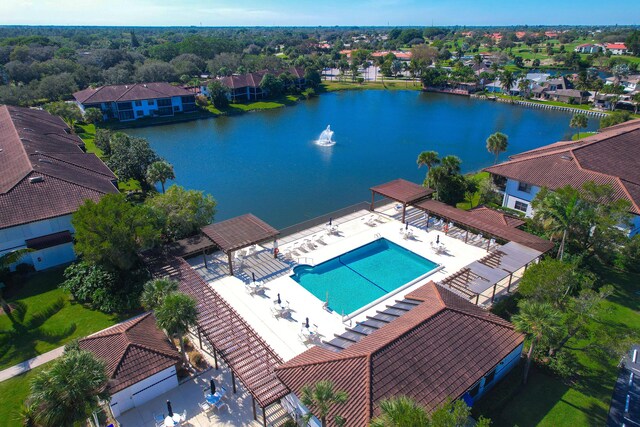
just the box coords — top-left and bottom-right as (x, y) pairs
(0, 346), (64, 382)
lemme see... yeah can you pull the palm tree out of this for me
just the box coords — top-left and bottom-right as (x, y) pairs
(569, 113), (588, 139)
(517, 78), (531, 98)
(416, 151), (440, 180)
(146, 160), (175, 193)
(512, 300), (562, 384)
(370, 396), (428, 427)
(500, 70), (516, 100)
(439, 155), (461, 174)
(155, 292), (198, 359)
(486, 132), (509, 164)
(532, 186), (584, 260)
(300, 380), (348, 427)
(140, 278), (178, 310)
(24, 348), (109, 426)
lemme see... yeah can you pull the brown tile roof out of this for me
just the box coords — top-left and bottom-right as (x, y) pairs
(143, 254), (289, 407)
(275, 282), (523, 426)
(201, 213), (279, 253)
(79, 313), (181, 394)
(370, 179), (435, 204)
(468, 206), (525, 228)
(484, 119), (640, 214)
(0, 105), (118, 229)
(415, 199), (554, 252)
(74, 82), (192, 104)
(216, 68), (305, 90)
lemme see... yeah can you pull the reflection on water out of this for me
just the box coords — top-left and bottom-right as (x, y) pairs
(126, 91), (599, 228)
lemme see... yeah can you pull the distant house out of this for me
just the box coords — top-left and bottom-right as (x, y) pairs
(606, 75), (640, 93)
(484, 119), (640, 235)
(275, 281), (524, 426)
(371, 50), (412, 61)
(530, 76), (588, 103)
(73, 82), (197, 122)
(525, 72), (551, 84)
(201, 68), (306, 102)
(605, 43), (628, 55)
(574, 43), (604, 54)
(544, 31), (558, 38)
(0, 105), (118, 271)
(79, 313), (182, 417)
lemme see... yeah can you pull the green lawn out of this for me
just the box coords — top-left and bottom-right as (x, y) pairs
(0, 364), (46, 426)
(321, 80), (422, 92)
(76, 124), (103, 158)
(0, 269), (121, 371)
(474, 265), (640, 426)
(205, 95), (300, 115)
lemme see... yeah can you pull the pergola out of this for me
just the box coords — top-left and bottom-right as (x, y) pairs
(439, 242), (544, 304)
(370, 179), (435, 223)
(201, 214), (279, 276)
(413, 199), (554, 253)
(145, 254), (289, 426)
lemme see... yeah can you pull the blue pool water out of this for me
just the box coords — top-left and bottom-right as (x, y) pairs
(291, 238), (438, 315)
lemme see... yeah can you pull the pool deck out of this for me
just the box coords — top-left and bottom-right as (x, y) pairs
(187, 204), (489, 362)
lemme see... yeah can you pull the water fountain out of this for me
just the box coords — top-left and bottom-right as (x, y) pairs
(316, 125), (335, 146)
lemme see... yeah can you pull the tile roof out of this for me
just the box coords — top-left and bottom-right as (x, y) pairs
(79, 313), (181, 394)
(275, 282), (523, 426)
(467, 206), (525, 228)
(0, 105), (118, 229)
(484, 119), (640, 214)
(370, 179), (435, 204)
(415, 199), (554, 252)
(201, 213), (279, 253)
(73, 82), (192, 104)
(216, 68), (306, 90)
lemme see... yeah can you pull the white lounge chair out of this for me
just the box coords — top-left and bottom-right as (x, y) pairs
(365, 215), (377, 227)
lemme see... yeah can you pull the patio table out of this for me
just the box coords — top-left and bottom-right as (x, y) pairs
(206, 393), (222, 405)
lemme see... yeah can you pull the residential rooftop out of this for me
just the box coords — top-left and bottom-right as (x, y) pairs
(484, 119), (640, 214)
(0, 105), (117, 229)
(73, 82), (193, 104)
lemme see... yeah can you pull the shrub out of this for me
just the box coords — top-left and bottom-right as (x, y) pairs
(617, 234), (640, 272)
(190, 352), (203, 366)
(195, 94), (208, 107)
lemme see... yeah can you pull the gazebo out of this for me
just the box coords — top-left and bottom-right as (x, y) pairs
(201, 214), (279, 275)
(370, 179), (435, 223)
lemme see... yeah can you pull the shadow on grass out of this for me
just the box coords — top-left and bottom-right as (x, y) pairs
(0, 296), (77, 368)
(473, 364), (570, 427)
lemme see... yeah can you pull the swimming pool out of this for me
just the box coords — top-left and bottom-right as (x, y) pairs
(290, 238), (438, 315)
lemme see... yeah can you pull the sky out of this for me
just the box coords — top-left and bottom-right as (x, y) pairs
(1, 0), (639, 27)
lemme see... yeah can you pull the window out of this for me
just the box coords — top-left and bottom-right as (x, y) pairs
(514, 201), (528, 212)
(136, 111), (143, 117)
(468, 382), (481, 398)
(135, 100), (142, 107)
(518, 182), (532, 193)
(148, 100), (155, 106)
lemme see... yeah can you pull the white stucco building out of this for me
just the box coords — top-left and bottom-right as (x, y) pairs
(0, 105), (118, 271)
(485, 119), (640, 236)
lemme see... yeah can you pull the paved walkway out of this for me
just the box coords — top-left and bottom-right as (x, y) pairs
(0, 346), (64, 382)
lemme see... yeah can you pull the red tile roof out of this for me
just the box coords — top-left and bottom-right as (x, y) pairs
(0, 105), (118, 229)
(606, 43), (627, 50)
(485, 119), (640, 215)
(216, 68), (305, 90)
(74, 82), (192, 104)
(370, 179), (435, 204)
(79, 313), (181, 394)
(275, 282), (524, 426)
(201, 213), (279, 253)
(468, 206), (525, 228)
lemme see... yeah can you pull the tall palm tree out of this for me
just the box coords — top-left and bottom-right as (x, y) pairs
(500, 70), (516, 100)
(486, 132), (509, 164)
(25, 348), (109, 426)
(440, 155), (462, 174)
(569, 113), (588, 139)
(140, 278), (179, 311)
(155, 292), (198, 360)
(416, 151), (440, 181)
(146, 160), (175, 193)
(532, 186), (584, 260)
(300, 380), (348, 427)
(518, 78), (531, 98)
(512, 300), (562, 384)
(370, 396), (428, 427)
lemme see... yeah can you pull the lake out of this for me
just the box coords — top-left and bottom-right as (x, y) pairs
(127, 90), (600, 229)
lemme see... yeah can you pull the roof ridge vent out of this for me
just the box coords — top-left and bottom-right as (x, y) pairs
(560, 155), (572, 161)
(29, 176), (44, 183)
(23, 127), (34, 131)
(38, 158), (52, 164)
